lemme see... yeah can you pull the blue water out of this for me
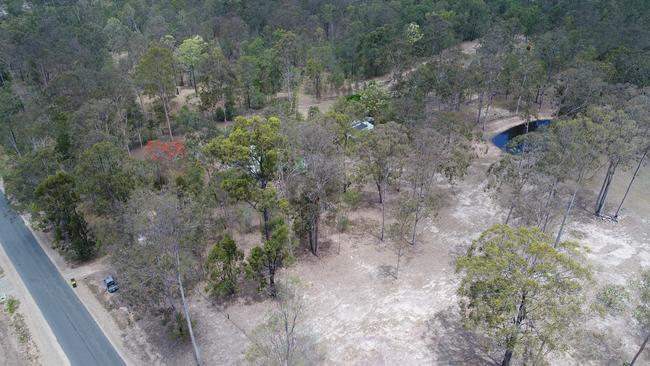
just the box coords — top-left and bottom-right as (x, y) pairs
(492, 119), (552, 151)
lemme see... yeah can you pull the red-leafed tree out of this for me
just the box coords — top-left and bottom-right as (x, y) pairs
(144, 140), (186, 161)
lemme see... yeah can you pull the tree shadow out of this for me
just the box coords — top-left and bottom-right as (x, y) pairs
(377, 264), (396, 279)
(422, 307), (499, 366)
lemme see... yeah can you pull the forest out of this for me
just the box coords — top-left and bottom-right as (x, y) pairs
(1, 0), (650, 365)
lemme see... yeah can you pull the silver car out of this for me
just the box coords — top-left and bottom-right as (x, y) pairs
(103, 275), (118, 293)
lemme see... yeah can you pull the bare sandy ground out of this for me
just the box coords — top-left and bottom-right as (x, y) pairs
(0, 263), (39, 366)
(173, 111), (650, 365)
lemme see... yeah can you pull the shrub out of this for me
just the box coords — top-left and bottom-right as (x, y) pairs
(5, 297), (19, 315)
(214, 107), (226, 122)
(336, 215), (351, 233)
(343, 190), (361, 210)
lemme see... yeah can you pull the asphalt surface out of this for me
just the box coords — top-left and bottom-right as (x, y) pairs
(0, 192), (125, 366)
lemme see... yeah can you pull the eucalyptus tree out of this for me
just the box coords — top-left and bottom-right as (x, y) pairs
(555, 65), (607, 117)
(487, 134), (545, 226)
(197, 42), (235, 110)
(588, 106), (638, 217)
(357, 121), (408, 241)
(596, 269), (650, 366)
(456, 225), (591, 366)
(176, 36), (207, 95)
(34, 171), (96, 260)
(246, 279), (321, 364)
(0, 84), (23, 156)
(321, 111), (354, 191)
(3, 146), (58, 210)
(74, 141), (137, 214)
(117, 188), (204, 365)
(615, 93), (650, 219)
(273, 30), (301, 113)
(203, 115), (286, 241)
(551, 117), (602, 246)
(286, 120), (343, 255)
(245, 218), (292, 297)
(134, 46), (176, 139)
(404, 118), (473, 244)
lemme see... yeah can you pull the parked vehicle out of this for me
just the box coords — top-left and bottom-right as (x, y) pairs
(103, 275), (118, 293)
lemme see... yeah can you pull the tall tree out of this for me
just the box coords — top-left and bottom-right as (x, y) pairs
(246, 279), (321, 364)
(273, 30), (301, 113)
(245, 217), (292, 297)
(176, 36), (207, 95)
(596, 269), (650, 366)
(615, 93), (650, 219)
(134, 46), (176, 139)
(287, 121), (342, 255)
(74, 141), (136, 214)
(204, 115), (286, 241)
(628, 270), (650, 366)
(456, 225), (591, 366)
(487, 133), (544, 226)
(588, 106), (638, 217)
(118, 189), (203, 365)
(357, 121), (408, 241)
(34, 172), (96, 260)
(551, 117), (601, 246)
(0, 84), (23, 156)
(3, 147), (58, 209)
(404, 124), (471, 244)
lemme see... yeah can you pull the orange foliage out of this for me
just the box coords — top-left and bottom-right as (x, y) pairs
(144, 140), (186, 161)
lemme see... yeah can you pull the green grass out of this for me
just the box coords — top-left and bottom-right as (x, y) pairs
(5, 297), (19, 315)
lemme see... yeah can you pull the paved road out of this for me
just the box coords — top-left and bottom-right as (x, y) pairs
(0, 193), (125, 366)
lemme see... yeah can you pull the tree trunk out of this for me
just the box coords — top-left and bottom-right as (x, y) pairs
(268, 266), (277, 297)
(262, 207), (271, 241)
(504, 203), (515, 225)
(615, 148), (648, 219)
(395, 246), (402, 279)
(314, 213), (320, 255)
(555, 171), (584, 247)
(175, 251), (202, 366)
(482, 94), (494, 131)
(411, 210), (420, 246)
(501, 349), (514, 366)
(380, 181), (386, 241)
(137, 93), (148, 122)
(191, 66), (198, 95)
(595, 160), (618, 216)
(380, 197), (385, 241)
(376, 181), (383, 204)
(541, 177), (559, 232)
(501, 292), (527, 366)
(159, 87), (173, 140)
(630, 331), (650, 366)
(8, 126), (21, 156)
(476, 91), (484, 125)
